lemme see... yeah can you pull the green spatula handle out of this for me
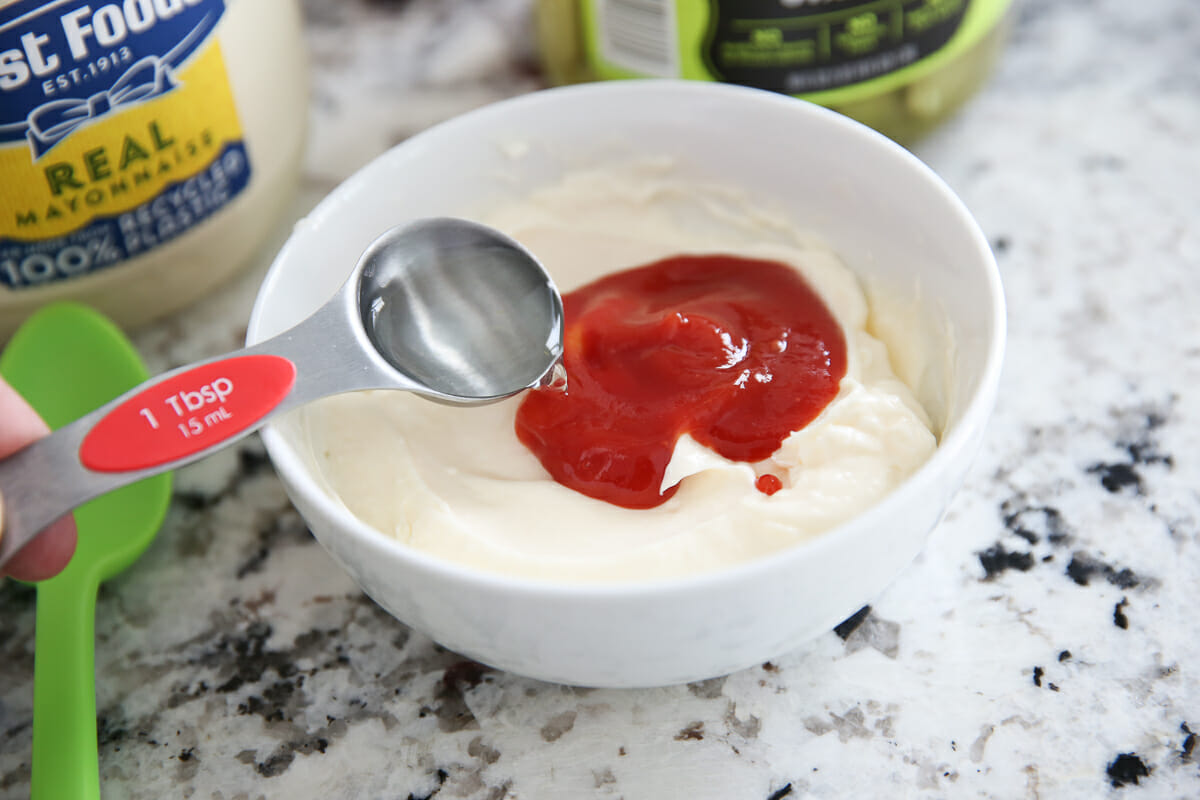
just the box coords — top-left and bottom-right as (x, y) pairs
(32, 574), (101, 800)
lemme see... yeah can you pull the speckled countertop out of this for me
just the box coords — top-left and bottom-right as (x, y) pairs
(2, 0), (1199, 798)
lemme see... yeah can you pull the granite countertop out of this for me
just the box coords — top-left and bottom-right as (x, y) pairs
(2, 0), (1198, 797)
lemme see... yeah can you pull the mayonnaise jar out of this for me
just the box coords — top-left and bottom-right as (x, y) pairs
(0, 0), (308, 337)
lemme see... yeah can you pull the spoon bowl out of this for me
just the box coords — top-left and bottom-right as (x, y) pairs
(357, 218), (564, 402)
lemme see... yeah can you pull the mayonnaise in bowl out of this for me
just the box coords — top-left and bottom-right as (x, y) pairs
(300, 161), (941, 583)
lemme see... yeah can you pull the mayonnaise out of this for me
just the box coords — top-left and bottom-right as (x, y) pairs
(302, 163), (939, 583)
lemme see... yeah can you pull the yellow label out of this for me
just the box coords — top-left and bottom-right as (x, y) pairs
(0, 0), (251, 290)
(2, 43), (243, 240)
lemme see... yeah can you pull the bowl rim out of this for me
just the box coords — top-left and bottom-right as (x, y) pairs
(249, 79), (1006, 601)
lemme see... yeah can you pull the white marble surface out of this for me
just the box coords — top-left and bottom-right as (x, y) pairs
(3, 0), (1200, 797)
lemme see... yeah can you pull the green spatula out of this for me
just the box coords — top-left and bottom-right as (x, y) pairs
(1, 302), (173, 800)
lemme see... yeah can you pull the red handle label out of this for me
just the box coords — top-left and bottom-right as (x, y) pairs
(80, 355), (297, 473)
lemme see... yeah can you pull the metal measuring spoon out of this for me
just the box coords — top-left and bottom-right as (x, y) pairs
(0, 218), (564, 570)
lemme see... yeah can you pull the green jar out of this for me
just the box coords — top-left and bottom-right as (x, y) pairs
(536, 0), (1012, 144)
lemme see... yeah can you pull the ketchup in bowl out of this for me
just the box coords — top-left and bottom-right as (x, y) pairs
(516, 254), (847, 509)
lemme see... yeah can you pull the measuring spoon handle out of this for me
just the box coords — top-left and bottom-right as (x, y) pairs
(0, 348), (295, 565)
(0, 300), (406, 571)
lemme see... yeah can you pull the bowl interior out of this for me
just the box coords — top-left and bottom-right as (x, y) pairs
(249, 79), (1002, 581)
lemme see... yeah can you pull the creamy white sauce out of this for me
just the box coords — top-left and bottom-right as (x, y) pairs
(301, 163), (938, 583)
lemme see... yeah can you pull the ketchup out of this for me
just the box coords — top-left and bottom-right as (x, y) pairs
(515, 254), (847, 509)
(755, 474), (784, 496)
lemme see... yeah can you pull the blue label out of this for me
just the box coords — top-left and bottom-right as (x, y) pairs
(0, 0), (226, 157)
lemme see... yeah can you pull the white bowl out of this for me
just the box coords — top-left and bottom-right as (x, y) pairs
(247, 81), (1004, 688)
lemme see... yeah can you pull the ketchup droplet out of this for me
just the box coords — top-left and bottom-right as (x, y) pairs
(515, 254), (847, 509)
(755, 474), (784, 496)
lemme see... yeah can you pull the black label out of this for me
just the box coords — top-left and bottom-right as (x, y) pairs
(703, 0), (971, 94)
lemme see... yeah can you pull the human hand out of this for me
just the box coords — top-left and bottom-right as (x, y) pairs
(0, 378), (77, 581)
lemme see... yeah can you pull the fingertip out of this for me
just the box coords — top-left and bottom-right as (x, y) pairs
(1, 515), (77, 583)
